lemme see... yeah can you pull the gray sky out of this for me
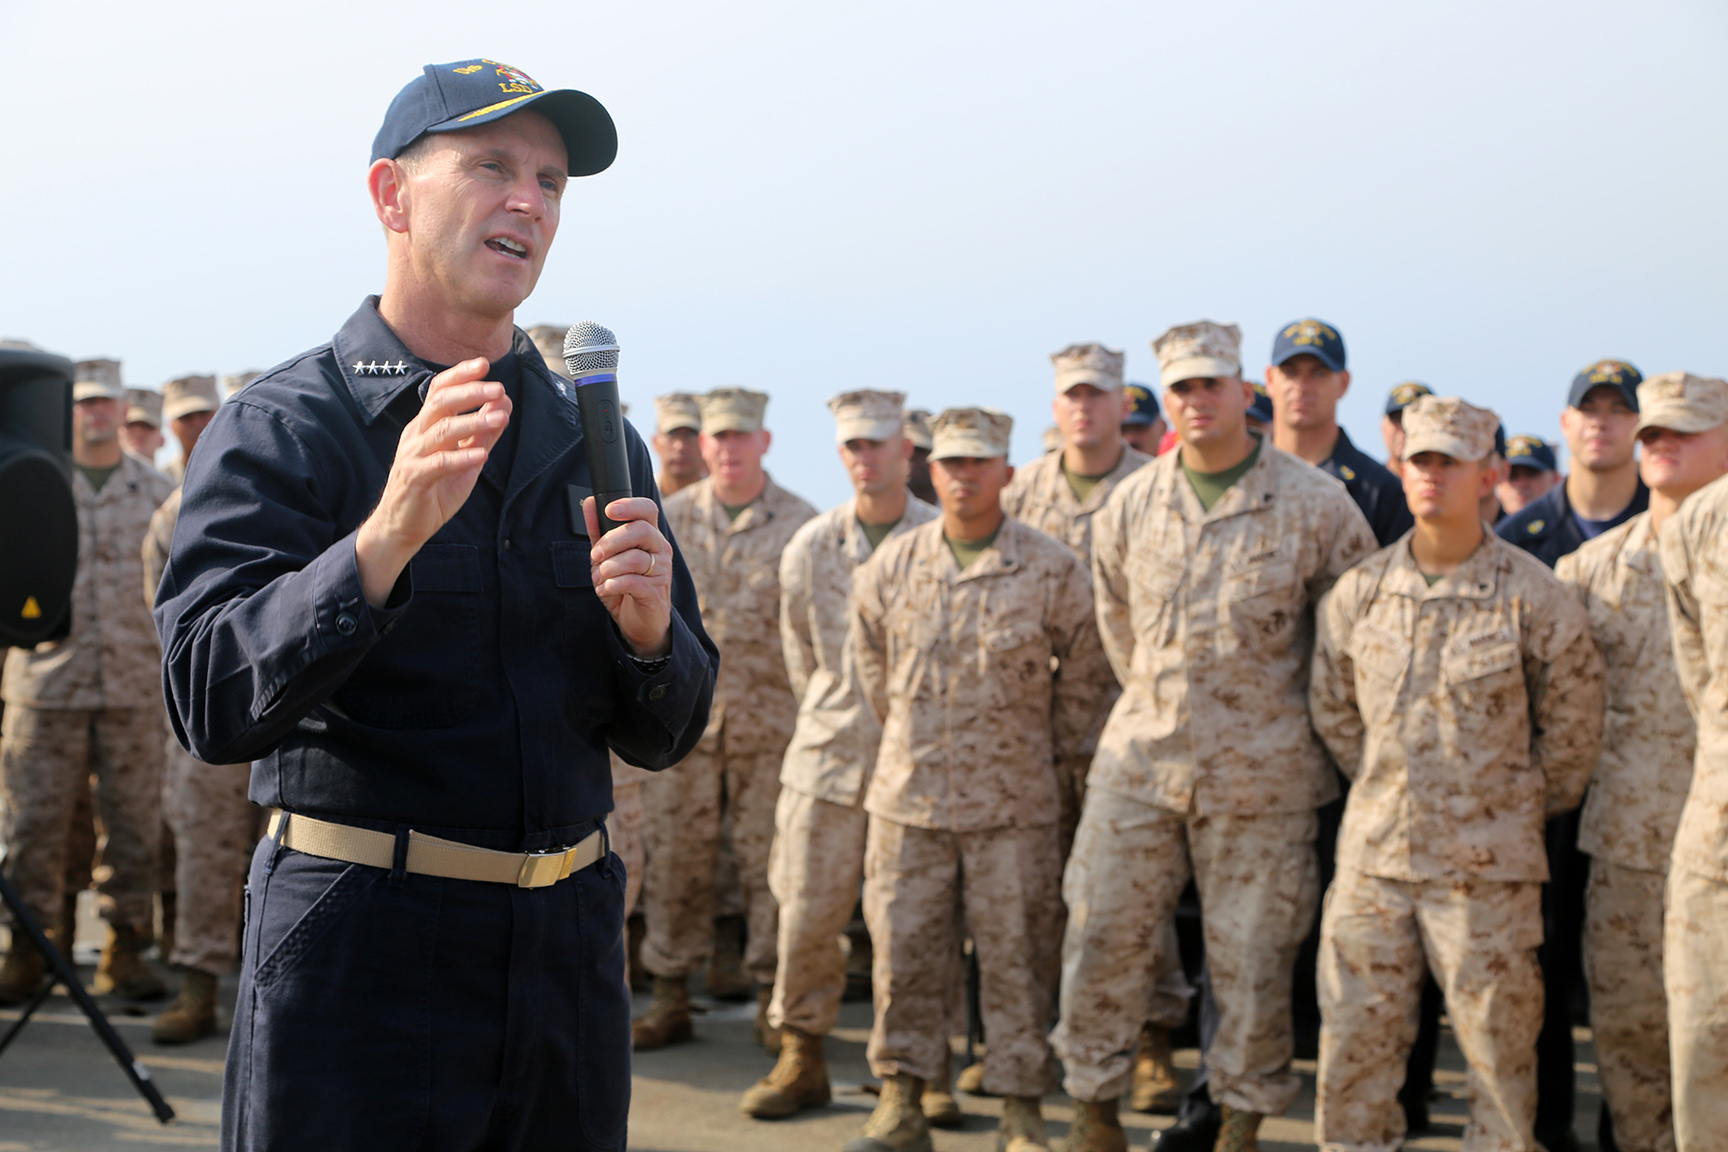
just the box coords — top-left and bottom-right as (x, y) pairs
(5, 0), (1724, 507)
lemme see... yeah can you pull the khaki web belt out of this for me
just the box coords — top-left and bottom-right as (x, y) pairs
(266, 810), (605, 889)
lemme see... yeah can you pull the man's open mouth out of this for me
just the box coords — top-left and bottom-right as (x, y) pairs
(487, 237), (529, 260)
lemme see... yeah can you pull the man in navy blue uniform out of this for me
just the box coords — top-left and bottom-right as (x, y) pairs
(154, 59), (717, 1152)
(1494, 358), (1647, 1152)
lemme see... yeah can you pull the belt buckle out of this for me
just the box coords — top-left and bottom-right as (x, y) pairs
(517, 848), (569, 889)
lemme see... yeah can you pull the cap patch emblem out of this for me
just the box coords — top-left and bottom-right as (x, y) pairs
(1526, 519), (1545, 534)
(1587, 360), (1629, 385)
(1392, 382), (1430, 406)
(1281, 319), (1338, 347)
(1126, 384), (1150, 403)
(1509, 436), (1540, 456)
(492, 62), (541, 96)
(453, 64), (484, 74)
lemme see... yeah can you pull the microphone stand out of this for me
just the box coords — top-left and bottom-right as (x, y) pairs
(0, 866), (176, 1123)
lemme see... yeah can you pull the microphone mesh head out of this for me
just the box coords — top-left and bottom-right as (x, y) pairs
(563, 322), (619, 375)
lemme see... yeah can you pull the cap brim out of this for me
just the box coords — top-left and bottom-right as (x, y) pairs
(1403, 433), (1482, 462)
(835, 418), (903, 444)
(1055, 372), (1120, 394)
(1272, 347), (1344, 372)
(930, 436), (1006, 461)
(164, 399), (219, 420)
(1160, 357), (1238, 387)
(429, 88), (618, 177)
(72, 383), (124, 401)
(703, 415), (762, 435)
(1568, 381), (1639, 413)
(1636, 404), (1727, 436)
(1504, 456), (1551, 470)
(1121, 413), (1157, 426)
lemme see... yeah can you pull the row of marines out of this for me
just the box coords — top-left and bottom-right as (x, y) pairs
(595, 317), (1728, 1152)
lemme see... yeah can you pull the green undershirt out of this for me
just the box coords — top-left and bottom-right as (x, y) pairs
(1182, 437), (1262, 512)
(946, 526), (1000, 572)
(1064, 464), (1111, 503)
(76, 463), (119, 493)
(858, 517), (899, 551)
(1422, 571), (1445, 587)
(721, 501), (751, 523)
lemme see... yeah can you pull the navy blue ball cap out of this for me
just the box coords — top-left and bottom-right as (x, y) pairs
(1505, 434), (1558, 472)
(1248, 380), (1274, 423)
(1567, 359), (1642, 412)
(1270, 318), (1346, 373)
(1384, 380), (1432, 416)
(1122, 382), (1161, 425)
(371, 59), (617, 177)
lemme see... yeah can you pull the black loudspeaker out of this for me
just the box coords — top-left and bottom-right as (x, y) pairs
(0, 349), (77, 648)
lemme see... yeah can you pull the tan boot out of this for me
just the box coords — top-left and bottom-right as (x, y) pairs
(0, 936), (46, 1007)
(998, 1095), (1050, 1152)
(152, 968), (218, 1045)
(1055, 1097), (1127, 1152)
(1130, 1022), (1180, 1113)
(922, 1055), (962, 1128)
(632, 975), (694, 1050)
(705, 914), (752, 1001)
(739, 1024), (832, 1118)
(1214, 1106), (1262, 1152)
(754, 985), (783, 1054)
(958, 1058), (996, 1096)
(94, 923), (166, 1000)
(843, 1073), (932, 1152)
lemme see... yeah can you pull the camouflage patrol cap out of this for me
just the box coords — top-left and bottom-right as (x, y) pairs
(72, 359), (124, 402)
(1051, 343), (1125, 393)
(527, 325), (571, 379)
(1401, 396), (1500, 462)
(699, 387), (769, 435)
(1384, 381), (1433, 416)
(828, 390), (905, 445)
(930, 407), (1013, 461)
(1153, 321), (1242, 388)
(222, 370), (261, 398)
(903, 408), (934, 451)
(654, 392), (702, 435)
(125, 388), (163, 428)
(1635, 372), (1728, 435)
(164, 375), (220, 420)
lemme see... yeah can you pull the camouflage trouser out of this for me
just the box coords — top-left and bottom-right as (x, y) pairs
(1665, 864), (1728, 1152)
(767, 788), (867, 1035)
(865, 816), (1061, 1097)
(1052, 790), (1316, 1113)
(640, 745), (781, 985)
(611, 778), (645, 922)
(1, 705), (163, 929)
(1583, 859), (1675, 1152)
(1316, 869), (1543, 1152)
(162, 741), (258, 975)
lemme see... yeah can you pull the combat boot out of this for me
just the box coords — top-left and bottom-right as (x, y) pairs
(754, 985), (782, 1054)
(958, 1056), (997, 1096)
(739, 1024), (831, 1118)
(843, 1073), (932, 1152)
(0, 937), (46, 1007)
(632, 975), (694, 1050)
(152, 968), (218, 1044)
(95, 922), (166, 1000)
(1214, 1105), (1262, 1152)
(1055, 1098), (1127, 1152)
(922, 1056), (962, 1128)
(998, 1095), (1050, 1151)
(1130, 1022), (1180, 1113)
(706, 914), (752, 1001)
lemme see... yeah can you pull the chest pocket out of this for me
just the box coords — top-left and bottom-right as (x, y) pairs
(1443, 628), (1521, 685)
(1221, 558), (1299, 648)
(1351, 618), (1411, 684)
(331, 543), (482, 729)
(980, 620), (1049, 705)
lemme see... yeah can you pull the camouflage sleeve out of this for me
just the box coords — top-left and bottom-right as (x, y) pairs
(1661, 513), (1710, 718)
(1527, 603), (1606, 816)
(1090, 490), (1136, 685)
(142, 496), (175, 607)
(1050, 557), (1111, 768)
(1310, 493), (1378, 603)
(1309, 580), (1366, 779)
(849, 552), (891, 724)
(778, 530), (817, 704)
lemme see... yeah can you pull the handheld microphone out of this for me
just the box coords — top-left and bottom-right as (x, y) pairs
(562, 322), (633, 535)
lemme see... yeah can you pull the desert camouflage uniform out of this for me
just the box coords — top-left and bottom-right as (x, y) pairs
(2, 454), (175, 929)
(1310, 533), (1605, 1152)
(1558, 513), (1690, 1151)
(853, 516), (1108, 1096)
(767, 496), (937, 1035)
(611, 754), (648, 919)
(1659, 475), (1728, 1151)
(641, 474), (815, 985)
(142, 488), (260, 975)
(1052, 438), (1375, 1114)
(1001, 443), (1192, 1029)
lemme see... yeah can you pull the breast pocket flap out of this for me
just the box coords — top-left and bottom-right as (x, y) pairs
(1444, 631), (1520, 683)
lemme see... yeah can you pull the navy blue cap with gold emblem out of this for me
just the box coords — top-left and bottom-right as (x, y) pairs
(1384, 380), (1432, 416)
(1248, 380), (1274, 424)
(1505, 434), (1558, 472)
(1567, 359), (1642, 412)
(372, 59), (617, 177)
(1123, 382), (1161, 426)
(1270, 318), (1346, 373)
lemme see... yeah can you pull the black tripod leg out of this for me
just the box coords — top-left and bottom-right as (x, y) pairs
(0, 869), (175, 1123)
(0, 981), (53, 1058)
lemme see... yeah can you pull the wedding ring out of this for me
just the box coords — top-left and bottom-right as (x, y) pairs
(645, 552), (657, 578)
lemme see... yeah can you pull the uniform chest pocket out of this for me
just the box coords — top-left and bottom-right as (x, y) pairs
(1221, 559), (1299, 648)
(1223, 558), (1296, 603)
(1443, 630), (1521, 685)
(980, 621), (1049, 703)
(1351, 619), (1411, 684)
(1130, 551), (1184, 603)
(330, 543), (482, 729)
